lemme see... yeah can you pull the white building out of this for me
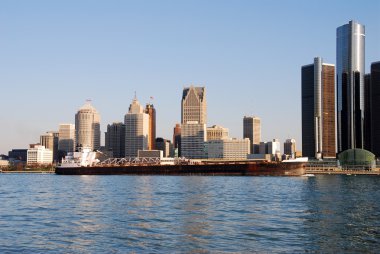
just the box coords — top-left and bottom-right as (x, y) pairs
(75, 101), (101, 151)
(58, 124), (75, 153)
(206, 138), (250, 160)
(181, 121), (206, 159)
(125, 97), (150, 157)
(27, 145), (53, 165)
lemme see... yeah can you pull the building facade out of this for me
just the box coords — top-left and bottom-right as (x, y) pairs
(243, 116), (261, 154)
(145, 103), (156, 150)
(58, 124), (75, 154)
(173, 123), (181, 156)
(206, 138), (249, 160)
(302, 57), (336, 158)
(105, 122), (126, 158)
(124, 98), (150, 157)
(156, 138), (174, 157)
(27, 145), (53, 165)
(181, 121), (206, 159)
(207, 125), (229, 141)
(40, 131), (59, 162)
(336, 20), (365, 152)
(370, 61), (380, 157)
(75, 101), (101, 151)
(284, 139), (296, 158)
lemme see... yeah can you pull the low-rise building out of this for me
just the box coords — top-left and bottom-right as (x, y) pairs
(27, 145), (53, 165)
(206, 138), (249, 160)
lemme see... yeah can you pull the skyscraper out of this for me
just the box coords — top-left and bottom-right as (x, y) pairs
(181, 86), (207, 159)
(124, 97), (150, 157)
(173, 123), (181, 156)
(145, 103), (156, 150)
(58, 124), (75, 154)
(284, 139), (296, 158)
(336, 20), (365, 152)
(370, 61), (380, 157)
(105, 122), (126, 158)
(302, 57), (335, 158)
(243, 116), (261, 154)
(75, 101), (101, 151)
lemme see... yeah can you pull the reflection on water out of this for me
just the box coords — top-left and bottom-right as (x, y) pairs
(0, 174), (379, 252)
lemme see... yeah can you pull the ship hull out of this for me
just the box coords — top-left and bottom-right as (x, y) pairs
(55, 162), (306, 176)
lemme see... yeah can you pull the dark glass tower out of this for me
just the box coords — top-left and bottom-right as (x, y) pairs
(371, 62), (380, 157)
(336, 20), (365, 152)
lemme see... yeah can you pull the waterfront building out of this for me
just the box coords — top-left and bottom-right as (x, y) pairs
(181, 121), (206, 159)
(27, 145), (53, 165)
(173, 123), (181, 156)
(8, 149), (27, 162)
(124, 97), (150, 157)
(40, 131), (59, 162)
(370, 61), (380, 157)
(145, 103), (156, 150)
(75, 101), (101, 151)
(207, 125), (229, 141)
(105, 122), (126, 158)
(156, 138), (174, 157)
(302, 57), (335, 158)
(58, 124), (75, 154)
(284, 139), (296, 159)
(336, 20), (365, 152)
(206, 138), (249, 160)
(181, 86), (207, 159)
(243, 116), (261, 154)
(181, 86), (206, 124)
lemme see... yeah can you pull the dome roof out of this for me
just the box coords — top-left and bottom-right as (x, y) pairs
(338, 149), (375, 165)
(78, 101), (98, 113)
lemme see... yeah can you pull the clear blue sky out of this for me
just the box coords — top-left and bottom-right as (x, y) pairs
(1, 0), (379, 154)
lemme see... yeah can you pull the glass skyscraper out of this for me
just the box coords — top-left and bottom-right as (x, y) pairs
(336, 20), (365, 152)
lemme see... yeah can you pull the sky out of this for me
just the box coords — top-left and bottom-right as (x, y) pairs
(0, 0), (379, 154)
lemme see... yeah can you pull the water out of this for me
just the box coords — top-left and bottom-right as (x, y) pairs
(0, 174), (379, 253)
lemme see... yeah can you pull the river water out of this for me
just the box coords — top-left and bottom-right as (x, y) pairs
(0, 174), (379, 253)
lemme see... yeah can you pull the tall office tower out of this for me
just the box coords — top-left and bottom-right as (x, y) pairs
(105, 122), (126, 158)
(207, 125), (229, 141)
(364, 74), (372, 150)
(181, 86), (206, 124)
(181, 121), (207, 159)
(370, 62), (380, 157)
(155, 138), (174, 157)
(124, 97), (150, 157)
(302, 57), (335, 158)
(75, 101), (101, 151)
(145, 104), (156, 150)
(243, 116), (261, 154)
(173, 123), (181, 156)
(58, 124), (75, 154)
(284, 139), (296, 158)
(40, 131), (59, 162)
(337, 20), (365, 152)
(181, 86), (207, 158)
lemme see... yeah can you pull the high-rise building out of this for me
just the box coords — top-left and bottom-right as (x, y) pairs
(181, 121), (206, 159)
(181, 86), (207, 159)
(284, 139), (296, 158)
(302, 57), (336, 158)
(370, 61), (380, 157)
(40, 131), (59, 162)
(207, 125), (229, 141)
(124, 97), (150, 157)
(243, 116), (261, 154)
(105, 122), (126, 158)
(364, 74), (372, 150)
(173, 123), (181, 156)
(145, 103), (156, 150)
(181, 86), (206, 124)
(75, 101), (101, 151)
(58, 124), (75, 154)
(336, 20), (365, 152)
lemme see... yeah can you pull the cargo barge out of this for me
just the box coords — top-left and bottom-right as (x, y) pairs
(55, 149), (306, 176)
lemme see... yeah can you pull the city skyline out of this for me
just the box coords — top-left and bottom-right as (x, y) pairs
(1, 1), (379, 154)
